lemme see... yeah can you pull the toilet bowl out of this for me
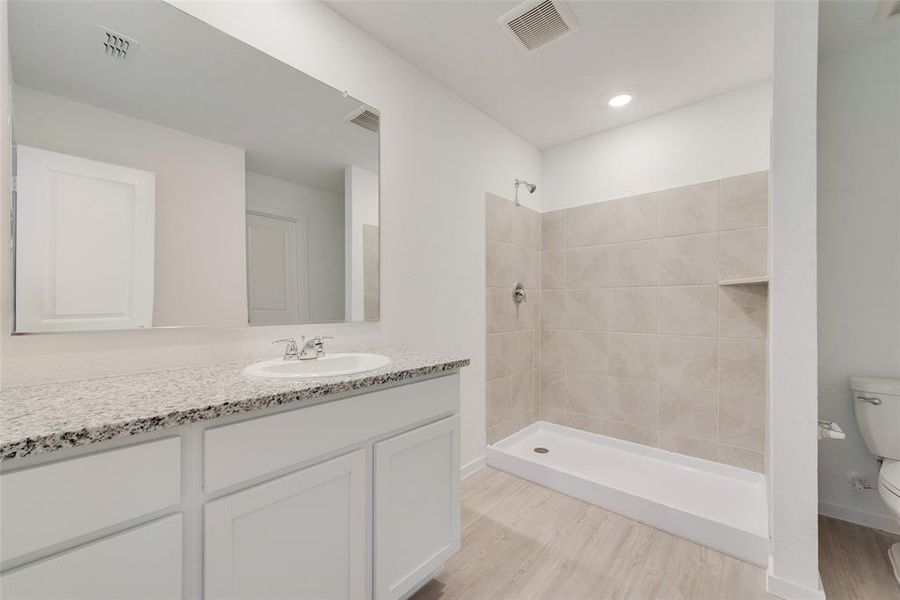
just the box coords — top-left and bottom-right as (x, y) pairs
(851, 376), (900, 587)
(878, 460), (900, 582)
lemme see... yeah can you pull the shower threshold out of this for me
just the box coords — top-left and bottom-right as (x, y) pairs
(486, 421), (768, 567)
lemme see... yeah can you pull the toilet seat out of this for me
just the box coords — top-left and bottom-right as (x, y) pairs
(881, 460), (900, 498)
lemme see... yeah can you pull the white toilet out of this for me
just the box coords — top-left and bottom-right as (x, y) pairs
(851, 376), (900, 584)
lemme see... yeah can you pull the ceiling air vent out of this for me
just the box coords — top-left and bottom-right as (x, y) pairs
(346, 106), (380, 133)
(499, 0), (579, 53)
(874, 0), (900, 22)
(98, 26), (138, 62)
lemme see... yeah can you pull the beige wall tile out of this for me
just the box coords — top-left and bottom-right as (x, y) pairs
(486, 193), (514, 243)
(509, 330), (535, 373)
(514, 291), (540, 331)
(659, 233), (718, 285)
(566, 246), (610, 288)
(566, 202), (609, 248)
(540, 368), (566, 411)
(566, 371), (607, 417)
(719, 338), (766, 394)
(486, 377), (512, 427)
(659, 286), (718, 336)
(541, 251), (566, 290)
(511, 369), (538, 414)
(720, 171), (768, 231)
(718, 446), (764, 473)
(719, 227), (767, 281)
(513, 205), (541, 250)
(609, 193), (658, 242)
(719, 390), (765, 452)
(610, 239), (659, 286)
(565, 413), (607, 434)
(658, 432), (718, 461)
(609, 287), (659, 334)
(486, 287), (514, 334)
(609, 333), (659, 380)
(541, 291), (567, 330)
(364, 293), (380, 321)
(541, 407), (567, 426)
(719, 285), (767, 339)
(486, 240), (513, 287)
(540, 329), (567, 370)
(607, 420), (658, 447)
(608, 376), (658, 428)
(659, 335), (718, 389)
(486, 333), (512, 380)
(542, 210), (566, 250)
(513, 248), (540, 291)
(659, 384), (718, 442)
(657, 181), (719, 237)
(565, 331), (609, 374)
(566, 289), (608, 331)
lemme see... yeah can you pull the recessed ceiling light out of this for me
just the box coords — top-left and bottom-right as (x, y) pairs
(608, 94), (632, 108)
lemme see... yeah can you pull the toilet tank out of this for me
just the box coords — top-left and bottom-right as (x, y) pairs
(851, 376), (900, 460)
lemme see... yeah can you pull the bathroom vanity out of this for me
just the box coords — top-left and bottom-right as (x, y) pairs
(0, 351), (468, 599)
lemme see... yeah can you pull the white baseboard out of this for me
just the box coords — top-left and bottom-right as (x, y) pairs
(819, 500), (900, 535)
(765, 568), (825, 600)
(461, 455), (486, 479)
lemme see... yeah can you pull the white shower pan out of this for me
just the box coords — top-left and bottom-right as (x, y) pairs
(486, 421), (768, 567)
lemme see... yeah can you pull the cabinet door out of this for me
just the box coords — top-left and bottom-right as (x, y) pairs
(204, 450), (367, 600)
(374, 416), (460, 600)
(0, 514), (182, 599)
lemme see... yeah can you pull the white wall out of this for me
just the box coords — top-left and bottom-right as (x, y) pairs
(344, 165), (378, 321)
(245, 171), (345, 324)
(0, 1), (541, 471)
(541, 82), (771, 210)
(12, 85), (247, 328)
(817, 34), (900, 533)
(767, 1), (822, 598)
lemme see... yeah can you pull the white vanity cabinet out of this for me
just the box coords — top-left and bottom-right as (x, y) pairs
(204, 449), (368, 600)
(0, 373), (462, 600)
(0, 515), (183, 600)
(374, 416), (460, 600)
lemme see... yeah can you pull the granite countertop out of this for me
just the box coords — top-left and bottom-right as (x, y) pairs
(0, 349), (469, 462)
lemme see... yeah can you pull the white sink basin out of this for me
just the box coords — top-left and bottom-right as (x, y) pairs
(243, 353), (391, 380)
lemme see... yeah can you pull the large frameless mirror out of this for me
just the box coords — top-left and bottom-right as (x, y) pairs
(9, 0), (380, 333)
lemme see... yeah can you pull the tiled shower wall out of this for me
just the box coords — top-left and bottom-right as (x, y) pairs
(539, 172), (769, 472)
(485, 194), (541, 443)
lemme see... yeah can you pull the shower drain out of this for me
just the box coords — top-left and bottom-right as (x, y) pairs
(533, 447), (549, 454)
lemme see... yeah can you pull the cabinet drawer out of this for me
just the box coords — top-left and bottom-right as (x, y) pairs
(0, 514), (182, 600)
(204, 373), (459, 492)
(0, 437), (181, 561)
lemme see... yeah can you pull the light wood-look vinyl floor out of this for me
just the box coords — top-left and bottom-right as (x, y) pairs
(412, 467), (774, 600)
(413, 468), (900, 599)
(819, 515), (900, 599)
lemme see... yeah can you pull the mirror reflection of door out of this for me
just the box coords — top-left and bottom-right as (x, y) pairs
(246, 209), (310, 325)
(15, 145), (156, 331)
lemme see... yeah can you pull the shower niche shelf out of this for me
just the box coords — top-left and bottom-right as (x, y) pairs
(718, 276), (769, 286)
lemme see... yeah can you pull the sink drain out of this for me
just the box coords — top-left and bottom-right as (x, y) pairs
(533, 447), (549, 454)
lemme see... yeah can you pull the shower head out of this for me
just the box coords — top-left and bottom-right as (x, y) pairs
(514, 178), (537, 205)
(516, 179), (537, 193)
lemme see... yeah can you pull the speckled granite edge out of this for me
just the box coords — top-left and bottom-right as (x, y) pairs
(0, 350), (469, 462)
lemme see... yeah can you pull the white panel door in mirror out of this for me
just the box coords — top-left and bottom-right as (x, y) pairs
(14, 145), (155, 331)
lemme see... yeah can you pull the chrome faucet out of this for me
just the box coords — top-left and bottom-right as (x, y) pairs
(273, 337), (300, 361)
(298, 336), (334, 360)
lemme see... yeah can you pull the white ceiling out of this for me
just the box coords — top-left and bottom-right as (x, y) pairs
(327, 0), (774, 150)
(9, 0), (379, 194)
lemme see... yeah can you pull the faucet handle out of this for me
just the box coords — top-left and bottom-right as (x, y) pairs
(273, 337), (300, 360)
